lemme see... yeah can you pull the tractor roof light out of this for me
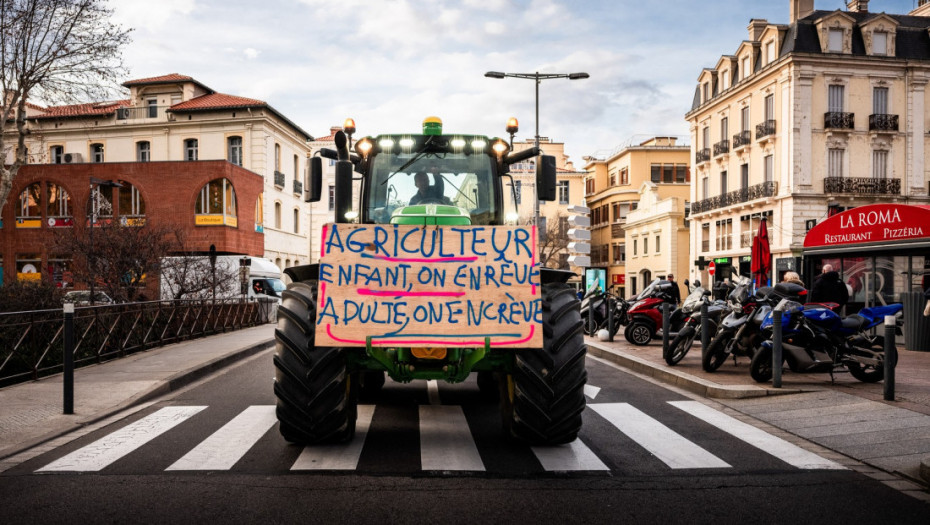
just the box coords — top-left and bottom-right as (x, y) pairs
(422, 116), (442, 136)
(356, 138), (373, 157)
(451, 138), (466, 149)
(506, 117), (519, 134)
(399, 137), (415, 148)
(492, 139), (509, 157)
(471, 139), (487, 151)
(379, 138), (395, 150)
(343, 118), (356, 136)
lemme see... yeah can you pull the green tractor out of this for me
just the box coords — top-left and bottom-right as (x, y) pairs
(274, 117), (586, 446)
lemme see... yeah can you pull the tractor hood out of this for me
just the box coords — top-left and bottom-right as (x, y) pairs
(390, 204), (472, 225)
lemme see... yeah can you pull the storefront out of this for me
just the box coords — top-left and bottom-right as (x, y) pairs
(803, 204), (930, 313)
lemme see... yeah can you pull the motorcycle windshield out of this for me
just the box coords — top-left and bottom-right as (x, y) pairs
(636, 278), (663, 300)
(681, 287), (705, 312)
(760, 299), (803, 330)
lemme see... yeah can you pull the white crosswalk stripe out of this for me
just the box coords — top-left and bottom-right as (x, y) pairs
(419, 405), (484, 471)
(589, 403), (731, 469)
(291, 405), (376, 470)
(37, 406), (206, 472)
(668, 401), (845, 470)
(167, 405), (277, 471)
(532, 439), (609, 471)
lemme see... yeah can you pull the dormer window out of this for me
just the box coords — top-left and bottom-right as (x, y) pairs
(742, 56), (751, 79)
(702, 82), (710, 102)
(873, 31), (888, 55)
(828, 29), (843, 52)
(766, 41), (776, 64)
(721, 70), (729, 90)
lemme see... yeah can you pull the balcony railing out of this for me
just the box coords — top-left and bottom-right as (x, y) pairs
(696, 148), (711, 163)
(824, 176), (901, 195)
(824, 112), (854, 130)
(116, 106), (166, 120)
(274, 171), (285, 187)
(293, 179), (303, 195)
(611, 222), (624, 239)
(732, 130), (751, 148)
(690, 181), (778, 214)
(713, 140), (729, 156)
(715, 236), (733, 251)
(869, 114), (898, 132)
(755, 120), (776, 140)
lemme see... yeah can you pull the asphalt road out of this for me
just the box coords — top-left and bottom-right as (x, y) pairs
(1, 349), (928, 524)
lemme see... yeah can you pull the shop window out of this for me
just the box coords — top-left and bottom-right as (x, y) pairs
(118, 182), (146, 226)
(90, 143), (104, 163)
(17, 254), (41, 282)
(185, 139), (198, 161)
(228, 136), (243, 166)
(255, 195), (264, 233)
(16, 183), (42, 228)
(48, 256), (72, 288)
(195, 178), (238, 227)
(88, 185), (115, 223)
(46, 183), (73, 227)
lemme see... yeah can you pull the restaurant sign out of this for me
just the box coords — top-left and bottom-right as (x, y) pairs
(803, 204), (930, 249)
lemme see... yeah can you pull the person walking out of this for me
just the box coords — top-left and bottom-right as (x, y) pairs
(666, 273), (682, 305)
(809, 264), (848, 308)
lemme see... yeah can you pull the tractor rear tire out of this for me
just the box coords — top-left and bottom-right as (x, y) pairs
(500, 283), (587, 445)
(273, 281), (357, 444)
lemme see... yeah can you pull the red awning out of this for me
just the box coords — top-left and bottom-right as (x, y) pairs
(803, 204), (930, 253)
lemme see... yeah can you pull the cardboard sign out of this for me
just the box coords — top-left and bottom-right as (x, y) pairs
(315, 223), (542, 348)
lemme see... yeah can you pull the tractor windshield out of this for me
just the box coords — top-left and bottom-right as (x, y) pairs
(366, 149), (498, 224)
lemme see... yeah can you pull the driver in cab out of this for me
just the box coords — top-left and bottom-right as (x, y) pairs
(408, 169), (450, 205)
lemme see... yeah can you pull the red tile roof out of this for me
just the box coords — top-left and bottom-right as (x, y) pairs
(168, 93), (266, 112)
(123, 73), (194, 86)
(31, 100), (129, 119)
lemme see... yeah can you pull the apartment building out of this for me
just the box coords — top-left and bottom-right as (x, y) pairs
(1, 73), (314, 285)
(582, 137), (690, 297)
(685, 0), (930, 295)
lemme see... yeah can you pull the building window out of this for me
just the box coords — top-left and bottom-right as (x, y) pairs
(702, 176), (709, 199)
(609, 171), (617, 186)
(766, 41), (776, 64)
(828, 29), (844, 53)
(227, 136), (243, 166)
(275, 143), (281, 172)
(255, 195), (264, 232)
(873, 87), (888, 114)
(741, 106), (750, 132)
(293, 208), (299, 233)
(764, 155), (773, 183)
(136, 141), (150, 162)
(293, 155), (299, 177)
(720, 170), (728, 195)
(828, 85), (845, 113)
(90, 143), (104, 163)
(620, 167), (629, 185)
(702, 126), (710, 149)
(643, 236), (648, 255)
(147, 98), (158, 118)
(873, 31), (887, 55)
(328, 185), (335, 211)
(185, 139), (198, 161)
(514, 180), (522, 205)
(16, 183), (41, 227)
(194, 178), (237, 226)
(51, 145), (64, 164)
(872, 150), (888, 179)
(557, 181), (569, 204)
(89, 184), (115, 220)
(720, 117), (728, 141)
(741, 163), (749, 189)
(764, 94), (774, 121)
(702, 82), (710, 103)
(633, 239), (637, 256)
(828, 148), (845, 177)
(46, 183), (71, 222)
(741, 56), (751, 78)
(274, 202), (282, 229)
(117, 182), (146, 222)
(721, 70), (729, 91)
(655, 235), (660, 254)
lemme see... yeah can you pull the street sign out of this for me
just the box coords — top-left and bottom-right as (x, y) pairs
(708, 261), (716, 276)
(567, 242), (590, 254)
(569, 255), (591, 268)
(567, 205), (590, 215)
(568, 215), (590, 228)
(567, 228), (590, 240)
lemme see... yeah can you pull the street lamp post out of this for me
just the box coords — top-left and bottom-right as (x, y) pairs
(88, 177), (122, 306)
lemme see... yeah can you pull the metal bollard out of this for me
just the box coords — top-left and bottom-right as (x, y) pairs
(662, 302), (671, 360)
(773, 310), (783, 389)
(589, 297), (595, 336)
(884, 315), (897, 401)
(63, 303), (75, 415)
(700, 301), (710, 355)
(607, 294), (614, 343)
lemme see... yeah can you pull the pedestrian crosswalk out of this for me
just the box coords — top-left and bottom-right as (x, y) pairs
(30, 400), (845, 475)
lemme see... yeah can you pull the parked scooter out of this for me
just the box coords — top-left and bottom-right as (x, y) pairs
(623, 278), (680, 346)
(664, 281), (728, 366)
(581, 285), (630, 337)
(750, 295), (904, 383)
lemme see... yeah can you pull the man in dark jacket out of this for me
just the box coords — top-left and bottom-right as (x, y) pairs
(666, 273), (682, 305)
(809, 264), (848, 307)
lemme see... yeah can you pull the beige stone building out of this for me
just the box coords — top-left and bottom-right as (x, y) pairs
(582, 137), (690, 298)
(13, 73), (314, 272)
(686, 0), (930, 291)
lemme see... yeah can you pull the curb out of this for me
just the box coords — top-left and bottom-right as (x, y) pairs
(0, 339), (274, 462)
(586, 341), (804, 399)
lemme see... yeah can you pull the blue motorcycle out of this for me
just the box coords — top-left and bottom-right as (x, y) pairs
(751, 289), (903, 383)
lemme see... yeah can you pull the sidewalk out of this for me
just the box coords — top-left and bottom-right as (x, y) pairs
(587, 335), (930, 487)
(0, 325), (275, 461)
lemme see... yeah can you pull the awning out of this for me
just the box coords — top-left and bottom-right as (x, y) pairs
(803, 203), (930, 254)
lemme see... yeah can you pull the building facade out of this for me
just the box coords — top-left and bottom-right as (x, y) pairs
(624, 182), (691, 295)
(685, 0), (930, 298)
(2, 73), (314, 283)
(582, 137), (691, 298)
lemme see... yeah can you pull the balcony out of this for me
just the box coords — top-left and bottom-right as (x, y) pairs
(824, 112), (854, 130)
(755, 120), (776, 140)
(690, 181), (778, 214)
(713, 140), (729, 156)
(611, 222), (625, 239)
(824, 176), (900, 196)
(293, 178), (303, 195)
(696, 148), (711, 164)
(116, 106), (167, 120)
(273, 171), (285, 187)
(732, 130), (751, 149)
(869, 114), (898, 132)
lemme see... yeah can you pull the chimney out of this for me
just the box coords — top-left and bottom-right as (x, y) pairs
(790, 0), (815, 23)
(911, 0), (930, 16)
(748, 19), (768, 41)
(847, 1), (868, 12)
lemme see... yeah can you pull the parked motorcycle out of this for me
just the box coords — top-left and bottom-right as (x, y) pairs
(664, 282), (728, 366)
(623, 279), (681, 346)
(581, 285), (630, 337)
(749, 298), (904, 383)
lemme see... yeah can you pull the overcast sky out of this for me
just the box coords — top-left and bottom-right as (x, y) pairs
(108, 0), (921, 165)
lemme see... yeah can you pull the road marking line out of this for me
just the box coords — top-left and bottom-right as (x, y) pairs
(427, 380), (441, 405)
(532, 439), (610, 471)
(589, 403), (731, 469)
(668, 401), (846, 470)
(584, 384), (601, 400)
(36, 406), (206, 472)
(166, 405), (277, 471)
(291, 405), (375, 470)
(419, 405), (484, 471)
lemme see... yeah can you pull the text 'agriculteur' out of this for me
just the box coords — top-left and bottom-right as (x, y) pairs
(314, 223), (542, 348)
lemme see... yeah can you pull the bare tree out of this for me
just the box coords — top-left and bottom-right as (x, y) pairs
(159, 244), (240, 301)
(537, 213), (570, 270)
(0, 0), (131, 209)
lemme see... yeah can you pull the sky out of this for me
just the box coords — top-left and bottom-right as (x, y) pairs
(107, 0), (922, 166)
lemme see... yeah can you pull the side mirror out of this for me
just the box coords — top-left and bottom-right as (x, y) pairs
(306, 157), (322, 203)
(536, 154), (556, 201)
(334, 160), (353, 223)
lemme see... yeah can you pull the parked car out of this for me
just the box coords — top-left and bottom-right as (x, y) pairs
(63, 291), (114, 306)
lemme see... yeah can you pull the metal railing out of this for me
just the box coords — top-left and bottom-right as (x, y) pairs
(732, 130), (751, 148)
(869, 114), (898, 132)
(116, 106), (167, 120)
(755, 120), (776, 139)
(825, 112), (854, 130)
(690, 181), (777, 214)
(274, 171), (285, 187)
(0, 299), (275, 388)
(824, 176), (901, 195)
(696, 148), (711, 163)
(713, 140), (729, 156)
